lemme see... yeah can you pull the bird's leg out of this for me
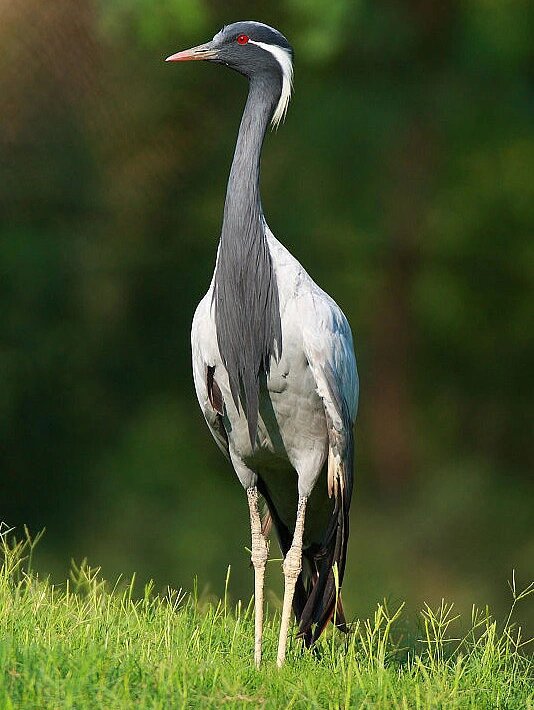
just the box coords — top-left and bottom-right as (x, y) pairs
(276, 496), (307, 667)
(247, 486), (269, 668)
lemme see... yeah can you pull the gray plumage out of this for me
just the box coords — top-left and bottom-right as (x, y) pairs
(214, 75), (283, 445)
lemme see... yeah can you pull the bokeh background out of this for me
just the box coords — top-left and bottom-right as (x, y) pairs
(1, 0), (533, 630)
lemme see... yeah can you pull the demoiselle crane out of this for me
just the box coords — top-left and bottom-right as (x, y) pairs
(166, 21), (358, 667)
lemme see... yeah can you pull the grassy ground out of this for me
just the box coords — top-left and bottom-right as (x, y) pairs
(1, 531), (532, 709)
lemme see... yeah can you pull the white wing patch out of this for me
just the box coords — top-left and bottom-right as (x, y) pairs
(249, 40), (293, 128)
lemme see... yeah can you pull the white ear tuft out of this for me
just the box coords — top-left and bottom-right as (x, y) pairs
(249, 41), (293, 129)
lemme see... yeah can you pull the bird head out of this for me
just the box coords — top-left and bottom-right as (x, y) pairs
(166, 21), (294, 127)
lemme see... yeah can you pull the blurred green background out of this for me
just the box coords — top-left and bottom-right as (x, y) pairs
(1, 0), (533, 629)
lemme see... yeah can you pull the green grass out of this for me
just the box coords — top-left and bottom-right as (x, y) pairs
(1, 531), (532, 709)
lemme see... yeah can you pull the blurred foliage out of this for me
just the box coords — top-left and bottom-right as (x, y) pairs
(0, 0), (532, 629)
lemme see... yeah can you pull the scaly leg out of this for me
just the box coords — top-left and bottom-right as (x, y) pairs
(247, 486), (269, 668)
(276, 496), (308, 667)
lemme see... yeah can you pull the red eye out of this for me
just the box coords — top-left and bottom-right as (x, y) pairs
(237, 34), (249, 45)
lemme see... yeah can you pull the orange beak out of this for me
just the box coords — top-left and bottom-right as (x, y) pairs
(165, 42), (218, 62)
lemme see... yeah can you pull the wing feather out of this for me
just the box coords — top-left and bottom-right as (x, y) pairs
(191, 295), (229, 459)
(302, 290), (358, 478)
(299, 289), (358, 641)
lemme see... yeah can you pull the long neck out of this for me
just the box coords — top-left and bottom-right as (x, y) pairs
(214, 73), (283, 447)
(221, 75), (279, 243)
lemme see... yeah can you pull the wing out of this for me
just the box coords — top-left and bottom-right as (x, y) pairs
(191, 294), (229, 459)
(299, 287), (358, 642)
(301, 289), (358, 500)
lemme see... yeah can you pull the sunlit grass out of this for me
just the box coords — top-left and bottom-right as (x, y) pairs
(1, 527), (532, 709)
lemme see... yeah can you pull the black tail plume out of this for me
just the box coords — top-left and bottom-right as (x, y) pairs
(297, 483), (351, 645)
(258, 430), (353, 647)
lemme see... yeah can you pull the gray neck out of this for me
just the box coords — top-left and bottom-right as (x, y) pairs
(214, 74), (283, 446)
(222, 77), (274, 231)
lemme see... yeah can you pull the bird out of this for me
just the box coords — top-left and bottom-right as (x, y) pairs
(166, 20), (358, 667)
